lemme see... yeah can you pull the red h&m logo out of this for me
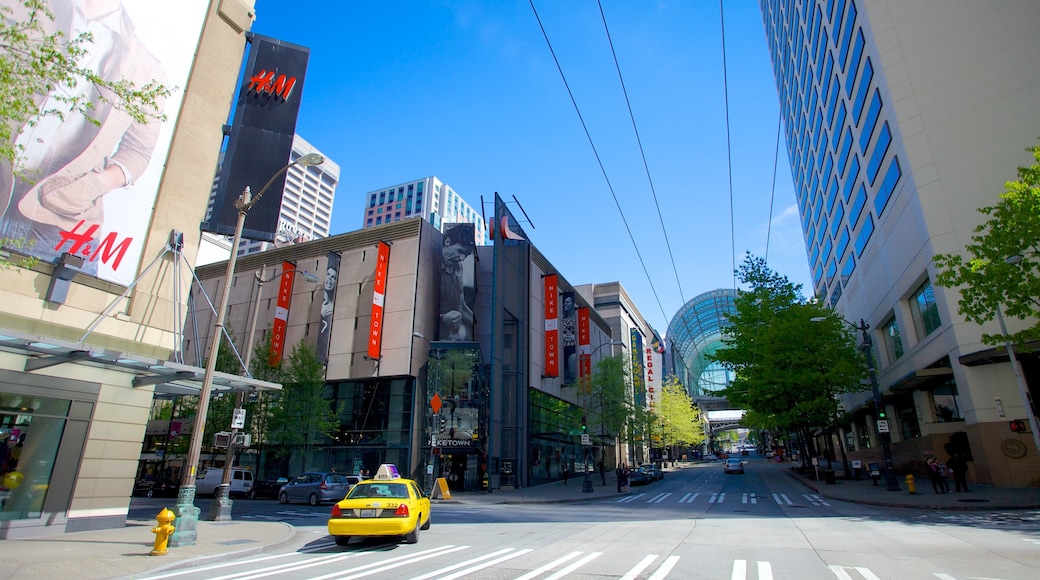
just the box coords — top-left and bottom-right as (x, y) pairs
(247, 70), (297, 100)
(57, 221), (132, 271)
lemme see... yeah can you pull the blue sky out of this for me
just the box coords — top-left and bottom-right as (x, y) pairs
(250, 0), (812, 334)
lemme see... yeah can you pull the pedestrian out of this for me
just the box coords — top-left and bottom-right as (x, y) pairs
(562, 462), (569, 484)
(926, 457), (948, 494)
(598, 460), (606, 486)
(947, 453), (970, 492)
(615, 464), (625, 493)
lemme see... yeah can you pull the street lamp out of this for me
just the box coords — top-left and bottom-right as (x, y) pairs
(170, 153), (324, 547)
(811, 316), (901, 491)
(581, 340), (623, 493)
(997, 255), (1040, 455)
(210, 264), (318, 521)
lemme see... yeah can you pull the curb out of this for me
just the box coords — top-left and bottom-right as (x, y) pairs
(127, 522), (298, 578)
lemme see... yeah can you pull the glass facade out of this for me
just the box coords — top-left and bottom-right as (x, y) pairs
(0, 392), (70, 522)
(910, 279), (942, 341)
(666, 289), (738, 396)
(760, 0), (903, 305)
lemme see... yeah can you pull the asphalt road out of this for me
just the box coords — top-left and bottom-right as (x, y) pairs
(129, 460), (1040, 579)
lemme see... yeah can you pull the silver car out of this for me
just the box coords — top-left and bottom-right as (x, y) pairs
(278, 472), (360, 505)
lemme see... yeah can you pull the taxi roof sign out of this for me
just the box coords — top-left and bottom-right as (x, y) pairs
(374, 464), (400, 480)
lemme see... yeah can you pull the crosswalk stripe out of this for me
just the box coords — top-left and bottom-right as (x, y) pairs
(679, 492), (699, 503)
(732, 559), (747, 580)
(542, 551), (602, 580)
(649, 492), (671, 503)
(648, 555), (680, 580)
(828, 565), (880, 580)
(513, 551), (584, 580)
(741, 493), (758, 504)
(804, 493), (831, 506)
(758, 561), (773, 580)
(407, 548), (532, 580)
(709, 493), (718, 503)
(772, 493), (793, 505)
(620, 555), (659, 580)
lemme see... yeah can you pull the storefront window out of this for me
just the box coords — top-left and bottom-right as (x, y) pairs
(1, 392), (71, 521)
(932, 380), (963, 423)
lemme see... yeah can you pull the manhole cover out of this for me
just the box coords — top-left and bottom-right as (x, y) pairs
(957, 498), (989, 503)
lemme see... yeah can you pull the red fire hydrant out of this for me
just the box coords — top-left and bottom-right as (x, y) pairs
(151, 508), (176, 555)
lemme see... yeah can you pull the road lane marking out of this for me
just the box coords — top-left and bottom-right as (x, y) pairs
(679, 492), (699, 504)
(425, 548), (534, 580)
(741, 493), (758, 504)
(804, 493), (830, 506)
(758, 561), (773, 580)
(733, 559), (747, 580)
(617, 493), (646, 503)
(542, 551), (602, 580)
(649, 492), (672, 503)
(772, 493), (793, 505)
(620, 555), (659, 580)
(648, 555), (680, 580)
(514, 551), (585, 580)
(828, 565), (880, 579)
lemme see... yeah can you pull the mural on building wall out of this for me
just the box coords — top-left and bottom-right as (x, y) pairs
(316, 251), (340, 364)
(0, 0), (208, 285)
(562, 291), (577, 384)
(438, 223), (476, 342)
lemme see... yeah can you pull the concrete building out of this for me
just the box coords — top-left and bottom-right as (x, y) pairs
(187, 197), (620, 494)
(760, 0), (1040, 485)
(361, 177), (487, 246)
(205, 134), (340, 259)
(0, 0), (268, 538)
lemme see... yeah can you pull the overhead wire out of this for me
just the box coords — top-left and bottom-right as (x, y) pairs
(765, 113), (782, 262)
(528, 0), (669, 324)
(596, 0), (686, 307)
(719, 0), (736, 290)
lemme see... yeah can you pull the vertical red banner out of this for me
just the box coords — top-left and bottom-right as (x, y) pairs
(578, 306), (591, 394)
(368, 241), (391, 359)
(544, 275), (559, 377)
(268, 261), (296, 366)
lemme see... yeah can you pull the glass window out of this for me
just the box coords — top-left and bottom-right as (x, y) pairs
(846, 29), (866, 97)
(0, 392), (71, 522)
(852, 59), (874, 123)
(874, 154), (901, 216)
(932, 380), (963, 423)
(834, 0), (847, 46)
(838, 128), (854, 174)
(844, 156), (860, 200)
(850, 181), (866, 227)
(836, 226), (850, 261)
(910, 279), (942, 339)
(832, 99), (846, 138)
(859, 89), (883, 152)
(831, 203), (844, 236)
(855, 213), (874, 256)
(882, 316), (904, 362)
(839, 3), (857, 71)
(841, 254), (855, 285)
(867, 122), (893, 186)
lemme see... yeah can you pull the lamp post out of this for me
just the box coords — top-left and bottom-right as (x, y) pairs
(209, 264), (318, 521)
(581, 340), (623, 493)
(170, 153), (323, 547)
(997, 255), (1040, 455)
(811, 316), (900, 491)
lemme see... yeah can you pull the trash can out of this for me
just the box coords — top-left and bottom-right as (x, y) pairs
(823, 469), (836, 484)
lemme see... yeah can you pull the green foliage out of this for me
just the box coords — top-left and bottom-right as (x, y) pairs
(0, 237), (39, 270)
(587, 355), (631, 442)
(933, 140), (1040, 345)
(264, 343), (340, 459)
(710, 254), (868, 434)
(658, 377), (705, 448)
(0, 0), (171, 175)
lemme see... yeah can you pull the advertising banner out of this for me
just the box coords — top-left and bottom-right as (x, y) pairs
(543, 275), (559, 377)
(203, 34), (309, 242)
(645, 346), (662, 414)
(578, 306), (591, 394)
(630, 329), (645, 407)
(0, 0), (208, 285)
(316, 251), (340, 364)
(368, 241), (391, 359)
(438, 223), (476, 341)
(562, 291), (576, 384)
(268, 261), (297, 366)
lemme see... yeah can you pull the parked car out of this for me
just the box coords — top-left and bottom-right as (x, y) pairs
(640, 463), (663, 481)
(279, 472), (361, 506)
(196, 467), (254, 498)
(723, 457), (744, 474)
(702, 454), (718, 462)
(133, 477), (179, 498)
(248, 477), (290, 500)
(628, 466), (651, 486)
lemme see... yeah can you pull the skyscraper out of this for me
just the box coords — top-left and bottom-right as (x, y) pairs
(760, 0), (1040, 484)
(361, 176), (487, 245)
(205, 134), (340, 258)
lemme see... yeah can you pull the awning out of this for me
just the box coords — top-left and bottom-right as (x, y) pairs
(888, 367), (954, 392)
(958, 340), (1040, 367)
(0, 327), (281, 396)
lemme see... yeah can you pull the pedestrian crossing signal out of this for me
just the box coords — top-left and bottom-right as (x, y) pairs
(1010, 419), (1027, 433)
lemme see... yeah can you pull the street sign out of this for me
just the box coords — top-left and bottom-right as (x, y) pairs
(877, 419), (890, 433)
(231, 408), (246, 429)
(430, 393), (443, 414)
(581, 434), (591, 446)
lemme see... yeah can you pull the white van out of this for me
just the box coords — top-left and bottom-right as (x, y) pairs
(196, 467), (254, 498)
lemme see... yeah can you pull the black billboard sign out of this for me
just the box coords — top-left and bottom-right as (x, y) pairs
(202, 34), (309, 242)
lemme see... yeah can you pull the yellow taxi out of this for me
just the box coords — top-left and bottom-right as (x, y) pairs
(327, 464), (431, 546)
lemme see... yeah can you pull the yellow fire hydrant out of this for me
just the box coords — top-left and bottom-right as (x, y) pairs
(150, 508), (176, 556)
(905, 473), (916, 494)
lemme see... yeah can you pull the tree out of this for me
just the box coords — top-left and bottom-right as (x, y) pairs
(264, 343), (340, 469)
(710, 254), (868, 460)
(587, 355), (633, 463)
(933, 140), (1040, 345)
(658, 377), (705, 456)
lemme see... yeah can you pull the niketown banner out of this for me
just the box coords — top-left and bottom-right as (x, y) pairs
(544, 274), (559, 377)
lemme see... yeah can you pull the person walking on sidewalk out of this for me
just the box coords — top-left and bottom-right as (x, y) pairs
(947, 453), (970, 492)
(562, 462), (569, 484)
(926, 457), (949, 494)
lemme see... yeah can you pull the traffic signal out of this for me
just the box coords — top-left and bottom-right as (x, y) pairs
(1010, 419), (1027, 433)
(878, 409), (887, 419)
(581, 416), (587, 432)
(439, 416), (447, 433)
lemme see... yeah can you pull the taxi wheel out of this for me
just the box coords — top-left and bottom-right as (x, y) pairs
(278, 492), (289, 504)
(334, 535), (351, 546)
(404, 519), (420, 544)
(308, 493), (319, 506)
(420, 513), (431, 530)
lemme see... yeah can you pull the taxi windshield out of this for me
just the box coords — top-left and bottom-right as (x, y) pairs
(346, 482), (410, 499)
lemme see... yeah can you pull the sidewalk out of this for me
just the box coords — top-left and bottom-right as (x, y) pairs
(1, 462), (1036, 580)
